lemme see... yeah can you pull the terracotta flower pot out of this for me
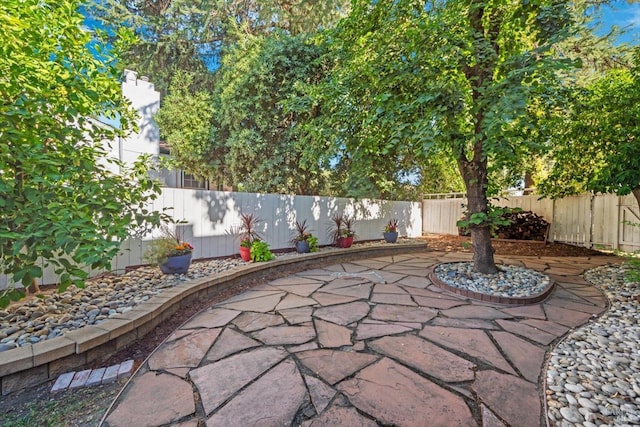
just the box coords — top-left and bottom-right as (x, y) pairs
(159, 253), (192, 274)
(239, 246), (251, 261)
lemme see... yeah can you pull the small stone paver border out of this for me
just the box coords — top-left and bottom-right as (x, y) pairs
(0, 242), (427, 395)
(51, 359), (134, 393)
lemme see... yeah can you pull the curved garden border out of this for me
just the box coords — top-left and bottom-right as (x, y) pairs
(0, 242), (428, 395)
(427, 263), (556, 305)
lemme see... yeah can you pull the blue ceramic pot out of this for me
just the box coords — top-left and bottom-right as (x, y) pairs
(383, 231), (398, 243)
(160, 253), (192, 274)
(295, 240), (310, 253)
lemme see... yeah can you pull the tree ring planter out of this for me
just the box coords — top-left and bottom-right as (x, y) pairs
(427, 263), (555, 305)
(239, 246), (251, 261)
(383, 231), (398, 243)
(159, 253), (192, 274)
(295, 241), (310, 253)
(337, 236), (354, 248)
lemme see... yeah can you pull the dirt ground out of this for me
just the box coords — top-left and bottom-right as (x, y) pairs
(0, 235), (613, 426)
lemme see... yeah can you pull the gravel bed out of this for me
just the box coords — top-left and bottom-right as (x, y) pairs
(0, 239), (416, 352)
(433, 262), (551, 298)
(546, 263), (640, 427)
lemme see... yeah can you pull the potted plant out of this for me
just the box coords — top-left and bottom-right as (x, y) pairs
(329, 213), (356, 248)
(292, 219), (314, 254)
(143, 226), (194, 274)
(237, 212), (263, 261)
(383, 218), (399, 243)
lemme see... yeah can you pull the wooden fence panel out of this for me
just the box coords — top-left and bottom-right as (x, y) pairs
(423, 192), (640, 251)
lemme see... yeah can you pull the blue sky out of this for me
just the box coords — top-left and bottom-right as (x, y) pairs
(597, 0), (640, 44)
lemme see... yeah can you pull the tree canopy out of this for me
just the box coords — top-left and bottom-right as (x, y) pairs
(539, 46), (640, 208)
(305, 0), (576, 272)
(157, 31), (331, 194)
(89, 0), (351, 93)
(0, 0), (163, 306)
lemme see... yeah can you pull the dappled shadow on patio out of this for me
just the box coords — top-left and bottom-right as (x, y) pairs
(103, 251), (617, 427)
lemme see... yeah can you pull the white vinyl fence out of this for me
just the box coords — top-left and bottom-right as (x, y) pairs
(1, 189), (422, 289)
(422, 192), (640, 252)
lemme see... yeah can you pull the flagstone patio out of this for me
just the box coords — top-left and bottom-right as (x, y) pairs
(101, 251), (618, 427)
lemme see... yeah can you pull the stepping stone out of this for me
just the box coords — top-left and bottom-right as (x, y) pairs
(205, 359), (306, 427)
(251, 325), (316, 345)
(522, 319), (569, 337)
(304, 375), (336, 414)
(190, 347), (288, 415)
(371, 292), (416, 306)
(374, 270), (407, 283)
(321, 284), (372, 299)
(430, 317), (499, 330)
(302, 402), (377, 426)
(106, 372), (195, 427)
(397, 276), (431, 289)
(232, 312), (284, 332)
(413, 295), (467, 310)
(218, 292), (285, 313)
(472, 370), (540, 427)
(338, 358), (474, 426)
(355, 323), (412, 340)
(342, 263), (373, 273)
(313, 301), (370, 326)
(369, 335), (476, 382)
(181, 308), (240, 329)
(543, 304), (594, 327)
(491, 331), (546, 383)
(544, 297), (604, 315)
(371, 304), (437, 323)
(148, 328), (221, 370)
(420, 326), (516, 375)
(205, 328), (260, 362)
(275, 294), (317, 310)
(311, 293), (361, 306)
(279, 307), (313, 325)
(496, 319), (557, 345)
(273, 283), (324, 297)
(373, 284), (407, 294)
(441, 305), (513, 320)
(297, 349), (378, 385)
(322, 277), (374, 289)
(482, 404), (508, 427)
(500, 304), (547, 320)
(315, 319), (352, 348)
(269, 276), (324, 287)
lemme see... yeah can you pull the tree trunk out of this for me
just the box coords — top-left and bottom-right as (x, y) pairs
(524, 171), (535, 195)
(464, 176), (499, 274)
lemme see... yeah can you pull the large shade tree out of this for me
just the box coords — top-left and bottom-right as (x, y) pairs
(310, 0), (576, 273)
(89, 0), (351, 93)
(0, 0), (163, 307)
(539, 46), (640, 209)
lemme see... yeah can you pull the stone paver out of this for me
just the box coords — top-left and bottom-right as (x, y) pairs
(338, 358), (475, 426)
(104, 252), (616, 426)
(205, 358), (306, 427)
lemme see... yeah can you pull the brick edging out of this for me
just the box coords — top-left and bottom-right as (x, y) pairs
(0, 242), (427, 395)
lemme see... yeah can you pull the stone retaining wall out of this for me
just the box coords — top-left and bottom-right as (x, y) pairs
(0, 243), (427, 395)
